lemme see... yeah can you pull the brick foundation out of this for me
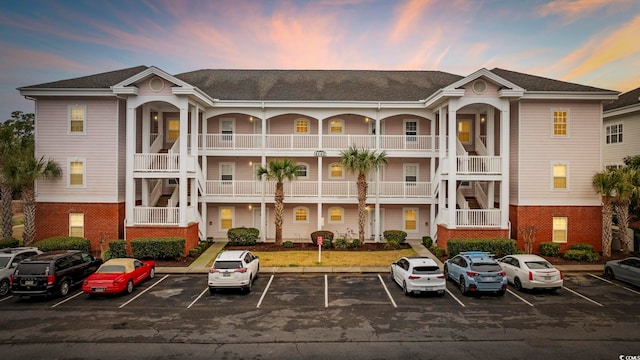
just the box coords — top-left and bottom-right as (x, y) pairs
(436, 225), (510, 253)
(126, 223), (199, 256)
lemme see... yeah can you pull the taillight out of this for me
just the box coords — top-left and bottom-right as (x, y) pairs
(9, 274), (14, 284)
(559, 271), (563, 280)
(498, 271), (506, 277)
(529, 271), (533, 281)
(234, 268), (248, 273)
(437, 275), (445, 279)
(466, 271), (479, 277)
(209, 269), (220, 273)
(408, 275), (420, 280)
(47, 275), (55, 285)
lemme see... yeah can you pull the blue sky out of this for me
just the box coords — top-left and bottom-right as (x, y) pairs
(1, 0), (639, 121)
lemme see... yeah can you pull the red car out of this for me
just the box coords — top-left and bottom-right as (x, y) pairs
(82, 258), (155, 295)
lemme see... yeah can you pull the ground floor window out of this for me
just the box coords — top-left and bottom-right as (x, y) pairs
(403, 208), (418, 232)
(328, 207), (344, 224)
(294, 207), (309, 223)
(69, 213), (84, 237)
(552, 217), (567, 243)
(220, 207), (234, 230)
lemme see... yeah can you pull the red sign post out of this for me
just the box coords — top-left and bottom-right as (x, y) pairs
(317, 236), (323, 263)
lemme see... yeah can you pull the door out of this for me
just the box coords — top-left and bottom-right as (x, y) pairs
(369, 208), (385, 241)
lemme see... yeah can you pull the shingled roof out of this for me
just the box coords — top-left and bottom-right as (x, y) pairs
(603, 86), (640, 111)
(19, 66), (149, 89)
(490, 68), (612, 92)
(174, 69), (463, 101)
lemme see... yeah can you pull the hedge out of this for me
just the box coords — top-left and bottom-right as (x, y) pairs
(131, 237), (185, 259)
(563, 249), (599, 262)
(108, 240), (126, 258)
(569, 243), (593, 252)
(0, 239), (19, 249)
(227, 227), (259, 246)
(446, 238), (517, 257)
(36, 236), (91, 252)
(539, 242), (560, 257)
(383, 230), (407, 244)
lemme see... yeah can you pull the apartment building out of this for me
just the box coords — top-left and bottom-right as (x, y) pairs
(603, 86), (640, 169)
(18, 66), (617, 254)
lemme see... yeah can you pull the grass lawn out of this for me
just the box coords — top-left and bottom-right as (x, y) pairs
(253, 248), (418, 267)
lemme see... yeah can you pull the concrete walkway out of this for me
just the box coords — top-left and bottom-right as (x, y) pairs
(155, 239), (604, 275)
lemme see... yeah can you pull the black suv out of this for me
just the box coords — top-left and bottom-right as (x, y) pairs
(10, 250), (102, 297)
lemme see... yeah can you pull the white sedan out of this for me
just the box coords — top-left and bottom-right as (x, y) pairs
(497, 254), (563, 291)
(390, 257), (446, 296)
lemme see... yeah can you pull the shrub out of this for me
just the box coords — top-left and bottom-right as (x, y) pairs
(422, 236), (433, 248)
(429, 246), (446, 258)
(570, 243), (593, 252)
(283, 241), (294, 248)
(310, 230), (334, 246)
(189, 248), (200, 257)
(101, 249), (112, 261)
(447, 238), (517, 257)
(384, 240), (400, 249)
(0, 238), (19, 248)
(36, 236), (91, 253)
(227, 227), (259, 246)
(539, 242), (560, 257)
(108, 240), (126, 258)
(131, 237), (185, 259)
(350, 239), (361, 248)
(334, 238), (350, 249)
(383, 230), (407, 244)
(563, 249), (600, 262)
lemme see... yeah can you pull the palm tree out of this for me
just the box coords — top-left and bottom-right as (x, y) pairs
(256, 159), (301, 246)
(592, 170), (620, 257)
(612, 168), (636, 253)
(4, 154), (61, 246)
(340, 146), (387, 244)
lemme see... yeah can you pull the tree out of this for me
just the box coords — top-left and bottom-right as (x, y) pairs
(256, 159), (301, 246)
(340, 146), (387, 244)
(612, 168), (638, 253)
(592, 170), (620, 257)
(623, 154), (640, 169)
(518, 224), (538, 254)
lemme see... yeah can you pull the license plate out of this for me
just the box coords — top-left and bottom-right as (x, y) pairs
(543, 276), (551, 281)
(93, 288), (106, 292)
(482, 276), (493, 281)
(25, 280), (35, 286)
(223, 272), (231, 277)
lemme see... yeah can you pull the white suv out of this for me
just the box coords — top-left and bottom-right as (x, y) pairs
(0, 247), (42, 296)
(208, 250), (259, 294)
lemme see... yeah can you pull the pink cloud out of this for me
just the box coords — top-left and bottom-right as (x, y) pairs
(388, 0), (435, 43)
(539, 0), (635, 23)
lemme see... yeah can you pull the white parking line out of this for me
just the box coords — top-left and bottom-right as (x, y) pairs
(563, 286), (603, 307)
(377, 274), (397, 308)
(119, 275), (169, 308)
(589, 273), (640, 295)
(0, 295), (13, 303)
(51, 290), (84, 308)
(445, 288), (465, 307)
(256, 275), (274, 308)
(506, 289), (534, 307)
(324, 275), (328, 308)
(188, 288), (209, 309)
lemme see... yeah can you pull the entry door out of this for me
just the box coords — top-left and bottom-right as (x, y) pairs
(369, 208), (385, 241)
(253, 208), (269, 239)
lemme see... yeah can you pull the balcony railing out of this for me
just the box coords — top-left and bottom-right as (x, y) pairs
(205, 180), (434, 198)
(456, 156), (501, 174)
(134, 206), (179, 225)
(456, 209), (501, 227)
(134, 153), (179, 171)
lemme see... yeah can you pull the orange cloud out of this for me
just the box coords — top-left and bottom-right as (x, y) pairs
(539, 0), (635, 23)
(388, 0), (434, 43)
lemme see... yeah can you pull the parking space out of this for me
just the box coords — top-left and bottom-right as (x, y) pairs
(0, 273), (638, 313)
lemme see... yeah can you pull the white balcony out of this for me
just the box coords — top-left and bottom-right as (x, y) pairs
(456, 156), (501, 174)
(134, 206), (180, 225)
(456, 209), (501, 227)
(134, 153), (180, 172)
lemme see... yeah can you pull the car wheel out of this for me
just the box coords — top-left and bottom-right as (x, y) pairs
(459, 277), (467, 295)
(604, 267), (615, 280)
(255, 265), (260, 280)
(59, 280), (70, 297)
(402, 281), (410, 296)
(245, 276), (253, 294)
(390, 268), (394, 282)
(209, 287), (215, 295)
(514, 277), (523, 291)
(149, 267), (155, 279)
(0, 279), (9, 296)
(125, 280), (134, 294)
(443, 265), (449, 281)
(437, 290), (445, 297)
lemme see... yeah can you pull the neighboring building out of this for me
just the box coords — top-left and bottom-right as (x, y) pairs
(18, 66), (617, 254)
(603, 86), (640, 169)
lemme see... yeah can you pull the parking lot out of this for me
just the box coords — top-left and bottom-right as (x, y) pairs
(1, 272), (638, 311)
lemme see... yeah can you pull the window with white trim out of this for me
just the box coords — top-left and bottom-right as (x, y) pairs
(404, 120), (417, 142)
(220, 163), (234, 185)
(328, 207), (344, 224)
(69, 213), (84, 237)
(68, 105), (86, 134)
(553, 110), (568, 137)
(329, 119), (344, 134)
(552, 217), (567, 243)
(68, 159), (85, 187)
(404, 164), (418, 184)
(297, 163), (309, 179)
(403, 208), (418, 232)
(458, 120), (471, 143)
(293, 207), (309, 223)
(221, 118), (234, 141)
(295, 119), (309, 133)
(167, 118), (180, 141)
(329, 163), (343, 179)
(553, 164), (567, 190)
(605, 124), (623, 144)
(220, 207), (234, 230)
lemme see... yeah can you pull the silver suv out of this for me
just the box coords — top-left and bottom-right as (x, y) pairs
(0, 247), (42, 296)
(208, 250), (259, 294)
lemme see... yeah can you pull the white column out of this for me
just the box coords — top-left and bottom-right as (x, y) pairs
(438, 106), (447, 224)
(140, 105), (150, 207)
(190, 105), (198, 209)
(260, 115), (267, 242)
(500, 102), (510, 228)
(179, 105), (189, 226)
(125, 105), (137, 227)
(447, 103), (458, 228)
(487, 107), (495, 156)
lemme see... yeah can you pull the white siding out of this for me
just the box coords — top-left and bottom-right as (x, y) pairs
(603, 112), (640, 167)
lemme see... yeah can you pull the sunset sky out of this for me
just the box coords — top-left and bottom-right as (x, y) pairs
(1, 0), (639, 120)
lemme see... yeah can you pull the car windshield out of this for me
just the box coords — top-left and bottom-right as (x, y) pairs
(412, 266), (441, 274)
(525, 261), (553, 270)
(97, 265), (126, 273)
(0, 257), (10, 268)
(214, 261), (242, 270)
(470, 263), (502, 272)
(16, 263), (50, 275)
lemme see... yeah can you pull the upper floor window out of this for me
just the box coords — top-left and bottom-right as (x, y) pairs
(221, 118), (234, 141)
(220, 163), (234, 184)
(552, 217), (567, 243)
(553, 164), (567, 190)
(328, 207), (344, 224)
(329, 119), (344, 134)
(329, 163), (343, 179)
(295, 119), (309, 134)
(605, 124), (623, 144)
(69, 213), (84, 237)
(553, 111), (568, 137)
(404, 164), (417, 184)
(404, 120), (417, 142)
(294, 207), (309, 223)
(68, 159), (85, 187)
(297, 163), (309, 179)
(68, 105), (86, 134)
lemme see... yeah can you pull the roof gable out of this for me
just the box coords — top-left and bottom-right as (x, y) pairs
(604, 86), (640, 111)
